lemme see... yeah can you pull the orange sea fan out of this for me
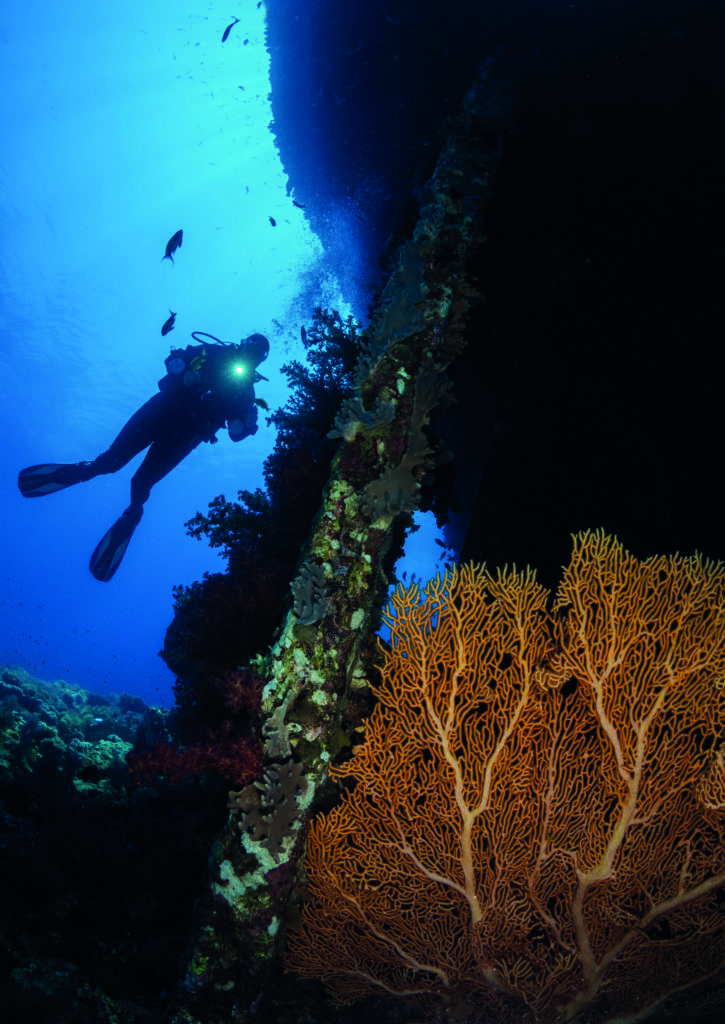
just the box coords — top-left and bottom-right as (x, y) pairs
(286, 531), (725, 1024)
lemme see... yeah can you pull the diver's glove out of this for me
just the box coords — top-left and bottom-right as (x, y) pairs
(228, 419), (247, 440)
(228, 414), (258, 441)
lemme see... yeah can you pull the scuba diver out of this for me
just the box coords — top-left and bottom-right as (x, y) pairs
(18, 332), (270, 582)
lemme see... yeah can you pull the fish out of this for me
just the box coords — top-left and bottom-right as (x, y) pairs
(162, 229), (183, 264)
(268, 216), (277, 227)
(292, 199), (306, 209)
(161, 310), (177, 336)
(221, 17), (239, 43)
(300, 325), (307, 343)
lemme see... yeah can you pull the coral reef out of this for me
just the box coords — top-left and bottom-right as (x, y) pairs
(287, 532), (725, 1023)
(162, 309), (362, 746)
(128, 664), (264, 791)
(0, 666), (224, 1023)
(167, 59), (515, 1024)
(127, 728), (261, 790)
(354, 239), (429, 384)
(290, 561), (328, 625)
(6, 8), (725, 1024)
(327, 395), (396, 442)
(228, 762), (309, 865)
(361, 357), (452, 521)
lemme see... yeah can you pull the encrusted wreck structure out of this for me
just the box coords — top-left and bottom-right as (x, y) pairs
(168, 61), (517, 1024)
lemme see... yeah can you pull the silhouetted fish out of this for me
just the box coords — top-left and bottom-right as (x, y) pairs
(222, 17), (239, 43)
(161, 310), (176, 336)
(300, 325), (307, 343)
(162, 229), (183, 264)
(268, 216), (277, 227)
(292, 199), (306, 209)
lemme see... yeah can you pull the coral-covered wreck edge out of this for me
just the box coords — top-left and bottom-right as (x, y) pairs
(167, 59), (517, 1024)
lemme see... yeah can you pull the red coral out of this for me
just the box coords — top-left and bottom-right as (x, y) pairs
(128, 727), (260, 790)
(222, 668), (263, 718)
(201, 721), (261, 786)
(127, 741), (197, 788)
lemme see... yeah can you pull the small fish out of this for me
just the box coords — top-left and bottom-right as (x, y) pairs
(162, 229), (183, 264)
(268, 216), (277, 227)
(221, 16), (239, 43)
(300, 325), (307, 343)
(292, 199), (306, 209)
(161, 310), (177, 336)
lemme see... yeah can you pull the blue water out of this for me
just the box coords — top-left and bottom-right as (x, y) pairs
(0, 1), (453, 707)
(3, 0), (714, 710)
(0, 1), (348, 704)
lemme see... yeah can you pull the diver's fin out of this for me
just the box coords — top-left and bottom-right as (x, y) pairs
(18, 462), (94, 497)
(89, 505), (143, 582)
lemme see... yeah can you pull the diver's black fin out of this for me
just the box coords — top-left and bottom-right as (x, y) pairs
(18, 462), (94, 497)
(89, 506), (143, 582)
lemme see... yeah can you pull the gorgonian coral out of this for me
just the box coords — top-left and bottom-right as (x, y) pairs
(288, 532), (725, 1023)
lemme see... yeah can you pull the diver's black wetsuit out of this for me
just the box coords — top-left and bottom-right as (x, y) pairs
(89, 343), (260, 506)
(18, 335), (269, 580)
